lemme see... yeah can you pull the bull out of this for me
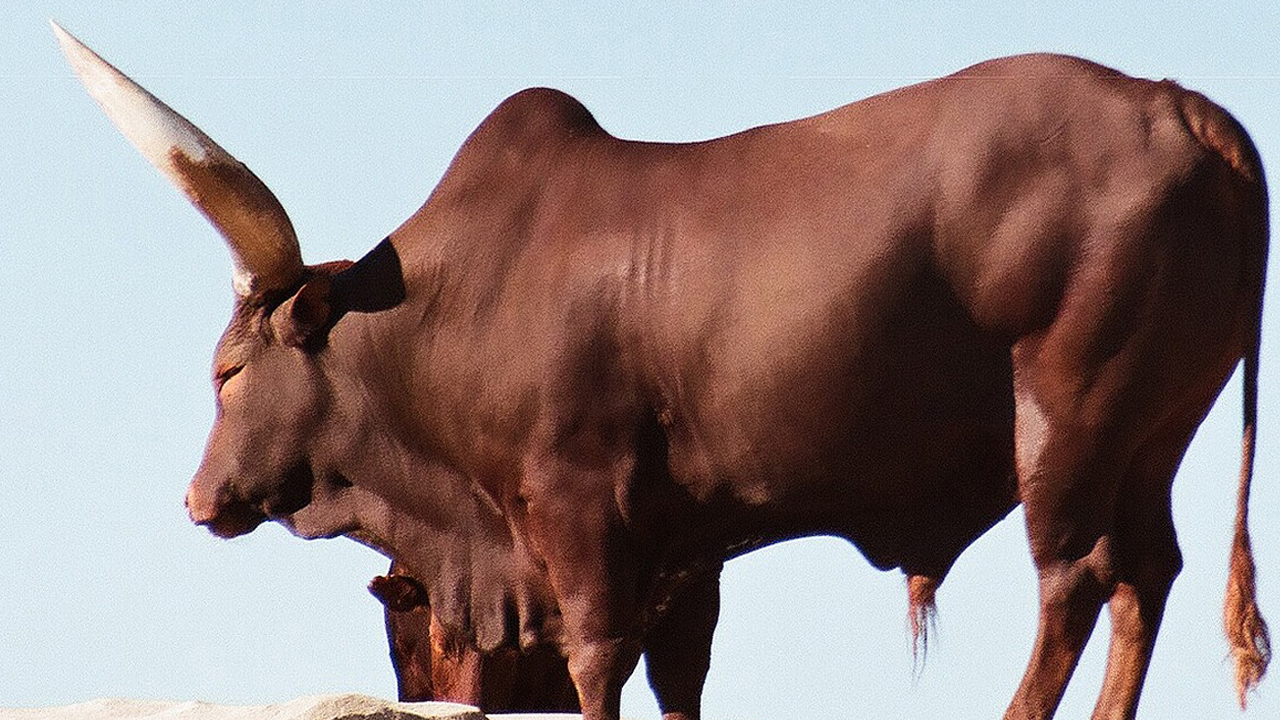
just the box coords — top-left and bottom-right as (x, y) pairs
(56, 22), (1268, 720)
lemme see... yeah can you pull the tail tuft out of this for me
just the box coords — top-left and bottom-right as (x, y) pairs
(1225, 524), (1271, 708)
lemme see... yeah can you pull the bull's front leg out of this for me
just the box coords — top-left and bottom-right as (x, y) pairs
(522, 455), (646, 720)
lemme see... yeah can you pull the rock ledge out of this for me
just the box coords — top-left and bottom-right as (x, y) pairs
(0, 694), (487, 720)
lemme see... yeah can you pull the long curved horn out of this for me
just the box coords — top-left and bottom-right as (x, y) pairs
(52, 21), (304, 297)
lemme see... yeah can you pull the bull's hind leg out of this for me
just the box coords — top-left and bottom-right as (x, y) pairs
(1087, 328), (1247, 718)
(1005, 369), (1225, 719)
(1004, 240), (1245, 719)
(1003, 302), (1177, 718)
(1090, 425), (1191, 720)
(1004, 407), (1125, 720)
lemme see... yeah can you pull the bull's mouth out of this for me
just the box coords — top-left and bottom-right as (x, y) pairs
(276, 483), (362, 540)
(277, 503), (355, 540)
(198, 501), (268, 539)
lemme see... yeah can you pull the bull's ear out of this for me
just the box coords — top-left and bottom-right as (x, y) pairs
(272, 260), (353, 348)
(273, 275), (334, 348)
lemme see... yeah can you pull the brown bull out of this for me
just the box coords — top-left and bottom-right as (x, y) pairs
(57, 23), (1268, 720)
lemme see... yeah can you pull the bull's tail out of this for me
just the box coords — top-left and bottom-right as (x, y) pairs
(1177, 85), (1271, 708)
(1215, 110), (1270, 710)
(1220, 113), (1271, 711)
(1226, 344), (1269, 708)
(1225, 302), (1270, 708)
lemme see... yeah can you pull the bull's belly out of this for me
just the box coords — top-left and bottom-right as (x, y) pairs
(659, 325), (1019, 576)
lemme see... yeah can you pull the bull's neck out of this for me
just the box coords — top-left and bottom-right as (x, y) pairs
(318, 253), (559, 651)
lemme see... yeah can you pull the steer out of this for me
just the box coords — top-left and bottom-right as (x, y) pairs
(56, 23), (1268, 720)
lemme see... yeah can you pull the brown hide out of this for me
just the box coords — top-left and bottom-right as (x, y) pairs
(60, 33), (1269, 720)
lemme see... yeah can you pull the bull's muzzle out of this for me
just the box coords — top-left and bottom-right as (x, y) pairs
(185, 480), (266, 539)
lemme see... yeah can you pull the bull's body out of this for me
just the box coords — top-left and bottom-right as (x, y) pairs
(57, 26), (1267, 720)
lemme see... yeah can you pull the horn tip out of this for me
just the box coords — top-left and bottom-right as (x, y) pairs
(50, 19), (111, 86)
(50, 20), (87, 61)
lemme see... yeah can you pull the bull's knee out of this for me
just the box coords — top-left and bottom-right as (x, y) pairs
(1125, 542), (1182, 595)
(1109, 536), (1182, 638)
(566, 635), (643, 720)
(1037, 539), (1118, 637)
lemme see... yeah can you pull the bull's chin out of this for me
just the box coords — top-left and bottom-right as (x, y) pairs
(278, 503), (356, 540)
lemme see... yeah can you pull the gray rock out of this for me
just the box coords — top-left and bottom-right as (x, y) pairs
(0, 695), (486, 720)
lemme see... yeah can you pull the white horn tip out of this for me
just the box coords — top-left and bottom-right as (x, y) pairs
(52, 20), (213, 170)
(50, 21), (99, 76)
(50, 21), (95, 73)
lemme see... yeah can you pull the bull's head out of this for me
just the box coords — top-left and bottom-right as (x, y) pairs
(54, 24), (357, 538)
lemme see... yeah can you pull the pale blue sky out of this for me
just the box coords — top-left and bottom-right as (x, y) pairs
(3, 3), (1279, 718)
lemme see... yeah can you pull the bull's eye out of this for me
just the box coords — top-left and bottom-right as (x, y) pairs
(214, 363), (244, 393)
